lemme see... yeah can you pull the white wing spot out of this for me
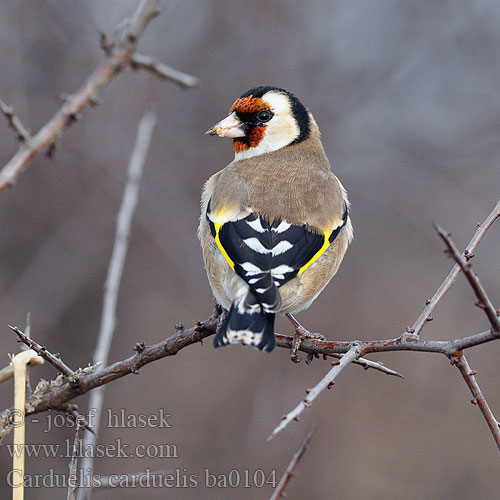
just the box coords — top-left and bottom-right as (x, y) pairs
(243, 237), (271, 254)
(246, 218), (267, 233)
(240, 261), (264, 276)
(271, 221), (291, 233)
(271, 240), (293, 256)
(272, 264), (295, 275)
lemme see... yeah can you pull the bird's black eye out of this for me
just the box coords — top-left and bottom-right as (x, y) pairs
(256, 110), (272, 122)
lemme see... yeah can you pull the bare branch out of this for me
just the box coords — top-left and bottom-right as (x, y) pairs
(436, 224), (500, 334)
(0, 98), (31, 143)
(12, 308), (223, 418)
(332, 353), (404, 378)
(8, 325), (74, 377)
(268, 344), (361, 440)
(269, 430), (314, 500)
(0, 0), (159, 194)
(454, 354), (500, 451)
(131, 53), (200, 88)
(77, 112), (156, 500)
(411, 200), (500, 337)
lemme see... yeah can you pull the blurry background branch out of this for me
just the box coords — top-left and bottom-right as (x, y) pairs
(0, 0), (197, 194)
(77, 111), (156, 500)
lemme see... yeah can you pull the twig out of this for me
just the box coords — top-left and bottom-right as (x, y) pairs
(77, 112), (156, 500)
(0, 98), (31, 142)
(1, 308), (223, 422)
(268, 344), (361, 440)
(436, 224), (500, 334)
(67, 423), (81, 500)
(21, 313), (33, 396)
(411, 200), (500, 337)
(454, 354), (500, 451)
(9, 325), (74, 377)
(0, 0), (159, 194)
(131, 53), (200, 88)
(338, 354), (403, 378)
(269, 430), (314, 500)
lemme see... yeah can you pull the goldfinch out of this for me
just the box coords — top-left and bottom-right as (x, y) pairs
(199, 86), (352, 352)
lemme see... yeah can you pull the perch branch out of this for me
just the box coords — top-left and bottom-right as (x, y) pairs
(268, 430), (314, 500)
(0, 0), (159, 194)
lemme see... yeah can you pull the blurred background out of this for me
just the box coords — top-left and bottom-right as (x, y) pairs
(0, 0), (499, 498)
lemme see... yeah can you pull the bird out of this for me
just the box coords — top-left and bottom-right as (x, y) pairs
(199, 86), (352, 354)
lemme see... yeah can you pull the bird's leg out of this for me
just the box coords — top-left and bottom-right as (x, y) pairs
(285, 313), (326, 363)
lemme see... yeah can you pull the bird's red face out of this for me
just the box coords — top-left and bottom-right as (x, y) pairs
(206, 86), (309, 160)
(229, 96), (271, 151)
(206, 94), (274, 152)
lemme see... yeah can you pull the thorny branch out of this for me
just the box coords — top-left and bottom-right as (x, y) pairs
(269, 200), (500, 442)
(268, 345), (361, 441)
(411, 199), (500, 337)
(0, 0), (196, 194)
(1, 201), (499, 449)
(453, 354), (500, 450)
(436, 224), (500, 334)
(9, 325), (74, 377)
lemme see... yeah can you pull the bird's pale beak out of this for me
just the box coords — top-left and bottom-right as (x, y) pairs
(205, 112), (246, 138)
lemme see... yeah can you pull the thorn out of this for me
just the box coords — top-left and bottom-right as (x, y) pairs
(425, 299), (431, 305)
(305, 389), (310, 394)
(293, 417), (299, 422)
(471, 399), (477, 405)
(322, 354), (328, 360)
(330, 361), (340, 366)
(66, 112), (79, 125)
(327, 381), (335, 389)
(426, 316), (433, 322)
(281, 415), (287, 421)
(46, 142), (57, 158)
(305, 353), (314, 365)
(469, 370), (477, 376)
(133, 342), (145, 353)
(89, 97), (102, 108)
(476, 222), (481, 227)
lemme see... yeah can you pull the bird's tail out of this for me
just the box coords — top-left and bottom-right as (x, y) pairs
(214, 292), (276, 352)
